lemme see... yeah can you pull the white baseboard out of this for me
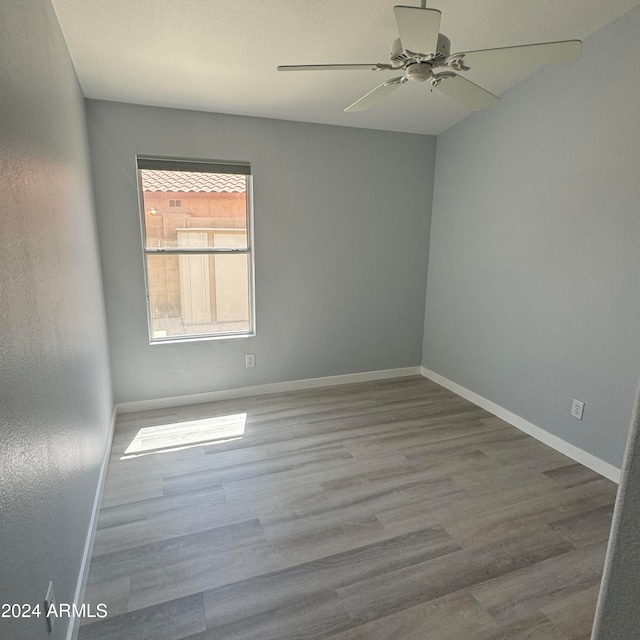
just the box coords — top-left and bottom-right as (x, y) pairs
(67, 405), (118, 640)
(421, 367), (621, 484)
(117, 366), (422, 414)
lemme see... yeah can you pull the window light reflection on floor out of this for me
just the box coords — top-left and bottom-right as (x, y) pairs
(121, 413), (247, 459)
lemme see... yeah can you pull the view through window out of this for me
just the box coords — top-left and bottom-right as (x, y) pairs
(137, 157), (254, 342)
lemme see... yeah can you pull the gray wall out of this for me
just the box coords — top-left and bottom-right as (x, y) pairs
(86, 100), (435, 404)
(422, 6), (640, 468)
(0, 1), (113, 639)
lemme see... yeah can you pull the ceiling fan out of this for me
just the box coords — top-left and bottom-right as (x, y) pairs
(278, 1), (582, 112)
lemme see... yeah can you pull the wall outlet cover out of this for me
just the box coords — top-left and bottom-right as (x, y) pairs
(571, 399), (585, 420)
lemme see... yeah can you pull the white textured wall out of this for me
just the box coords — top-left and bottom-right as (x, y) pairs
(86, 101), (435, 404)
(592, 378), (640, 639)
(0, 1), (113, 638)
(423, 6), (640, 468)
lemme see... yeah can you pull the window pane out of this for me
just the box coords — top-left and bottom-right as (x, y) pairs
(146, 253), (252, 340)
(140, 169), (248, 249)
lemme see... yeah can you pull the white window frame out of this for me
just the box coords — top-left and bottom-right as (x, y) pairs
(136, 155), (256, 344)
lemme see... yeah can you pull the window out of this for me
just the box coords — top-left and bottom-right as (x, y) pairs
(137, 156), (255, 343)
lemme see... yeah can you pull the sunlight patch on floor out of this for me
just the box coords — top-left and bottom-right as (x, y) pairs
(121, 413), (247, 459)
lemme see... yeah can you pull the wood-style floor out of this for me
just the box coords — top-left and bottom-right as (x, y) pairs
(79, 376), (617, 640)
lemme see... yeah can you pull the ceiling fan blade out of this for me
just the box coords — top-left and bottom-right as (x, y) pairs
(278, 63), (394, 72)
(344, 77), (404, 112)
(433, 74), (500, 111)
(394, 6), (442, 55)
(448, 40), (582, 70)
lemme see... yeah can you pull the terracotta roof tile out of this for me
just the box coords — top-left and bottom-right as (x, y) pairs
(141, 170), (246, 193)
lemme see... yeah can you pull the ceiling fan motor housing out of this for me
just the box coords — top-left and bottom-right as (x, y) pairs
(405, 62), (432, 82)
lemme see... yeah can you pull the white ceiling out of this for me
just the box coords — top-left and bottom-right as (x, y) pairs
(51, 0), (639, 135)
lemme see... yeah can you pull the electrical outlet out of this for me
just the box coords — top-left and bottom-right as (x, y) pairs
(571, 399), (585, 420)
(44, 581), (55, 633)
(245, 353), (255, 368)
